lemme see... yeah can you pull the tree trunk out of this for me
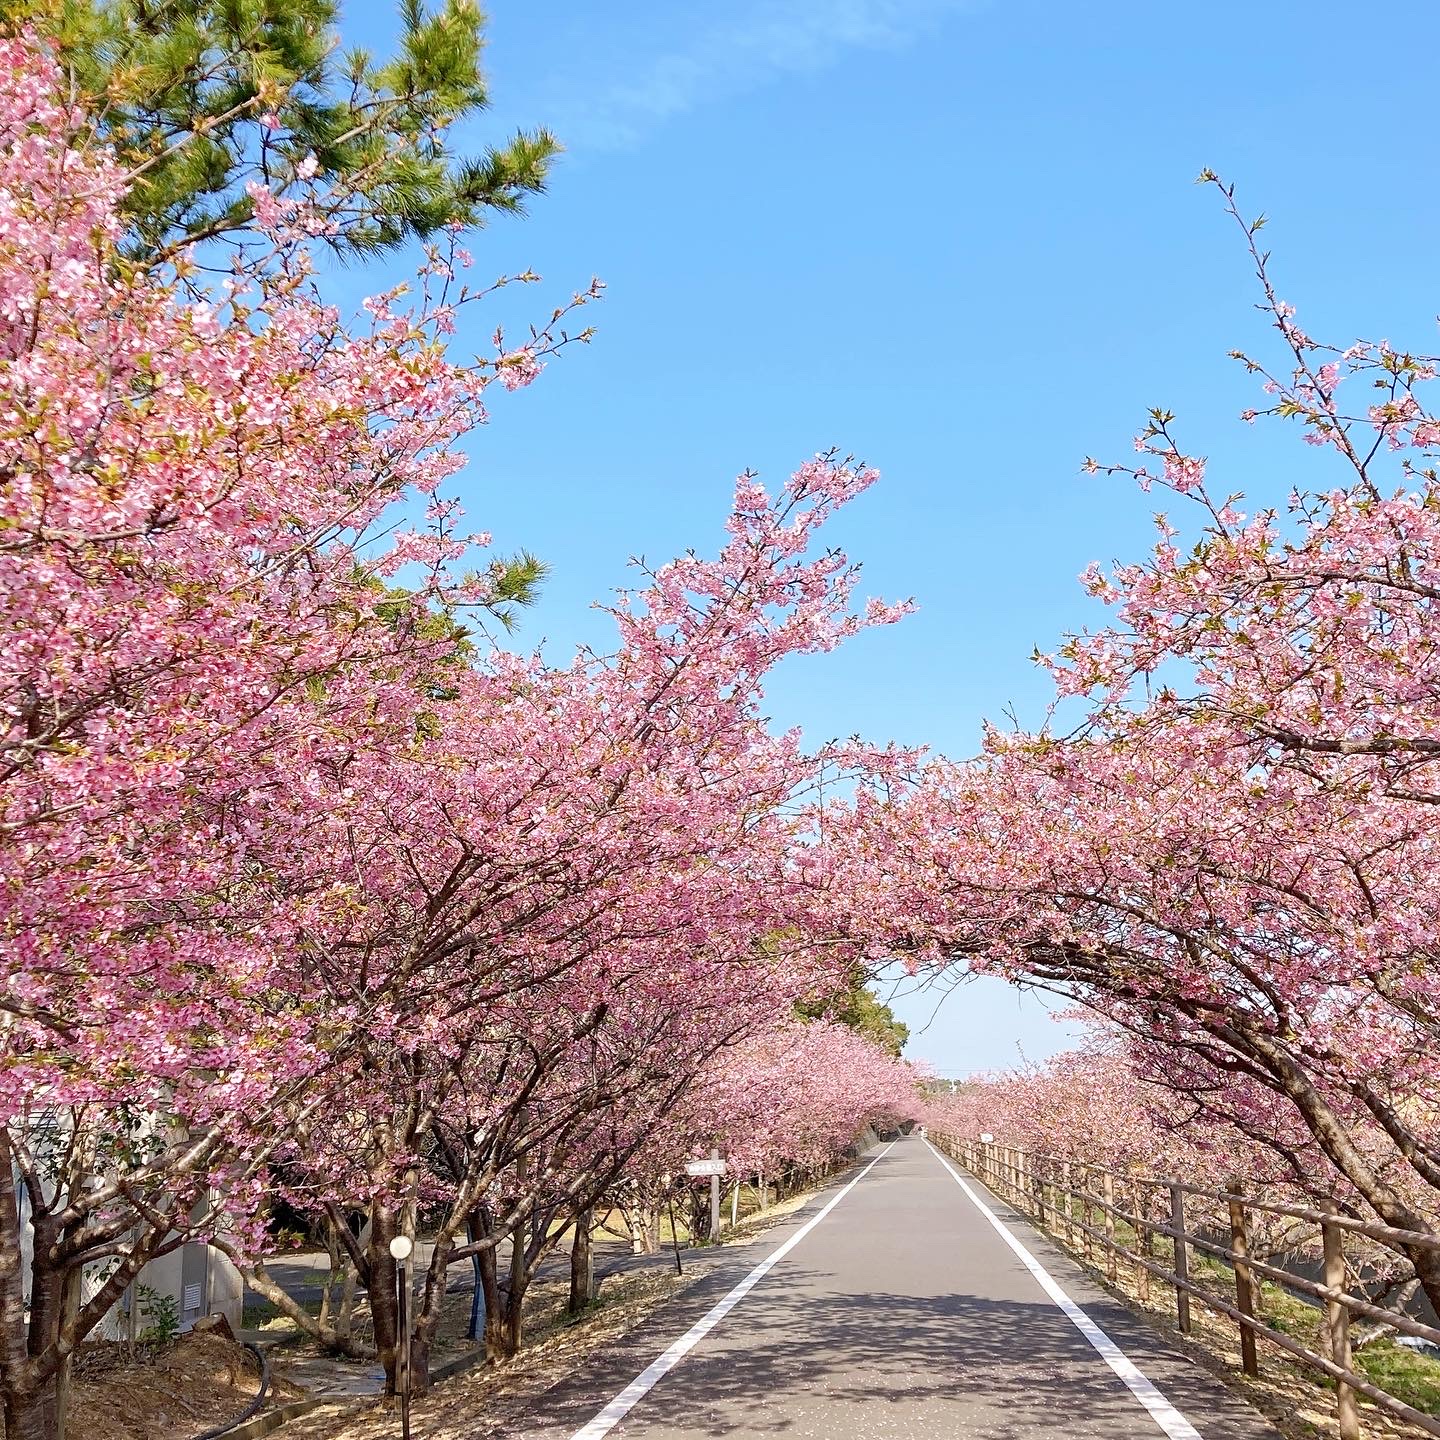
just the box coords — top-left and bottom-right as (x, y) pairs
(502, 1268), (529, 1357)
(366, 1208), (402, 1395)
(0, 1138), (39, 1439)
(409, 1224), (463, 1394)
(51, 1265), (80, 1440)
(408, 1322), (433, 1395)
(15, 1233), (64, 1440)
(568, 1211), (594, 1316)
(621, 1201), (656, 1255)
(482, 1220), (542, 1359)
(477, 1244), (506, 1360)
(504, 1223), (529, 1354)
(4, 1392), (60, 1440)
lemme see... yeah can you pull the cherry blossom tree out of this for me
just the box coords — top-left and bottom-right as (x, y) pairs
(1, 31), (927, 1428)
(0, 32), (589, 1438)
(222, 455), (916, 1382)
(849, 179), (1440, 1310)
(927, 1034), (1420, 1296)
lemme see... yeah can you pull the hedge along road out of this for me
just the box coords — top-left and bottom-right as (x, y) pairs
(512, 1135), (1284, 1440)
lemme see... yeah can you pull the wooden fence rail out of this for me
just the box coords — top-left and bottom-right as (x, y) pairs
(930, 1132), (1440, 1440)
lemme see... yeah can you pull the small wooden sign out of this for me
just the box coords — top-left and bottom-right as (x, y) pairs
(684, 1158), (727, 1178)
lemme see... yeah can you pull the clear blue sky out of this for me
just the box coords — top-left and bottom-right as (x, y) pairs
(337, 0), (1440, 1075)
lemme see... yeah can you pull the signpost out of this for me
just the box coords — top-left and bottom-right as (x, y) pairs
(685, 1151), (727, 1238)
(683, 1157), (728, 1178)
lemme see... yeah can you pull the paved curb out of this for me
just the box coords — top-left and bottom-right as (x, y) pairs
(208, 1345), (491, 1439)
(204, 1395), (331, 1440)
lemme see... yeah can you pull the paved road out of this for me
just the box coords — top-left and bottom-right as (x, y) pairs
(515, 1136), (1283, 1440)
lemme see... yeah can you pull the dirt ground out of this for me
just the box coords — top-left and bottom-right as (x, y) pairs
(68, 1330), (305, 1440)
(291, 1262), (699, 1440)
(62, 1177), (825, 1440)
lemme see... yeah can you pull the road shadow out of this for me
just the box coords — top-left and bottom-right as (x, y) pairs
(517, 1259), (1283, 1440)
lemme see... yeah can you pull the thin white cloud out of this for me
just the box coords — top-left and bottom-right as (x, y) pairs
(554, 0), (975, 150)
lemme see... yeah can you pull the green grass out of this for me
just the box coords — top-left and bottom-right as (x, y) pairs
(241, 1301), (280, 1329)
(240, 1294), (323, 1331)
(1355, 1341), (1440, 1413)
(1175, 1246), (1440, 1417)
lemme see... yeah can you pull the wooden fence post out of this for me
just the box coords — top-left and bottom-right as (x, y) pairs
(1227, 1183), (1260, 1377)
(1062, 1159), (1075, 1249)
(1082, 1168), (1095, 1261)
(1102, 1171), (1118, 1283)
(1321, 1201), (1361, 1440)
(1169, 1184), (1191, 1334)
(1132, 1178), (1151, 1304)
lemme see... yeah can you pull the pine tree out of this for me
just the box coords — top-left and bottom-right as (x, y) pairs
(27, 0), (559, 264)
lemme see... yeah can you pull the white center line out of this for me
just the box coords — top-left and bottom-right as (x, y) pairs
(566, 1141), (896, 1440)
(925, 1139), (1204, 1440)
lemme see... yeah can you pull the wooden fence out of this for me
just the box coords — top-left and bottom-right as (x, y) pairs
(931, 1133), (1440, 1440)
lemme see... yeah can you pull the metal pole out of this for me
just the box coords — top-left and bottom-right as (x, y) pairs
(666, 1186), (683, 1275)
(398, 1256), (412, 1440)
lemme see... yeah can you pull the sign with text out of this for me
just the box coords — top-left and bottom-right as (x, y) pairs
(684, 1158), (727, 1178)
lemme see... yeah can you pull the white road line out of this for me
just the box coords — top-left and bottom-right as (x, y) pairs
(566, 1142), (896, 1440)
(926, 1139), (1204, 1440)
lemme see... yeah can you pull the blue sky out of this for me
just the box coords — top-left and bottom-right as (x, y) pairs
(338, 0), (1440, 1074)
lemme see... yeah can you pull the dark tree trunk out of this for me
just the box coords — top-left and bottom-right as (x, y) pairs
(366, 1208), (402, 1395)
(12, 1216), (63, 1440)
(568, 1210), (594, 1316)
(477, 1242), (507, 1360)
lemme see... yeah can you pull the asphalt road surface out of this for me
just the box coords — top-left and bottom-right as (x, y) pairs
(514, 1135), (1283, 1440)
